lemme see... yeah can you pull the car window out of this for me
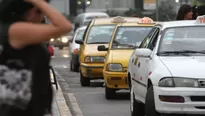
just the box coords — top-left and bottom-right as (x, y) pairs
(75, 29), (86, 42)
(111, 26), (152, 49)
(139, 27), (157, 48)
(159, 26), (205, 54)
(86, 25), (116, 44)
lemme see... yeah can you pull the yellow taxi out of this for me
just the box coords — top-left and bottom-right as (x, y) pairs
(97, 17), (159, 99)
(75, 17), (123, 86)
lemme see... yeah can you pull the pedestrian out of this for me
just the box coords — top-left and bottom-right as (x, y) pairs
(196, 5), (205, 16)
(176, 4), (193, 20)
(0, 0), (72, 116)
(192, 5), (198, 19)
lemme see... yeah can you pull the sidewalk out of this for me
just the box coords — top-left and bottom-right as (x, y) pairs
(51, 72), (72, 116)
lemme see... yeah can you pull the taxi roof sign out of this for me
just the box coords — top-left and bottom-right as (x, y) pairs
(196, 15), (205, 24)
(137, 17), (155, 24)
(112, 16), (126, 23)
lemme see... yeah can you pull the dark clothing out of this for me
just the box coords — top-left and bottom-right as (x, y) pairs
(0, 22), (53, 116)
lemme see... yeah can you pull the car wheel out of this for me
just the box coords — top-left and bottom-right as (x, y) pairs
(130, 88), (145, 116)
(80, 71), (90, 86)
(145, 86), (161, 116)
(70, 61), (73, 71)
(73, 64), (79, 72)
(105, 85), (116, 100)
(127, 75), (131, 92)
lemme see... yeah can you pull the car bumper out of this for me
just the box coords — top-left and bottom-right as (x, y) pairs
(103, 71), (128, 89)
(71, 53), (79, 66)
(154, 86), (205, 115)
(80, 63), (104, 79)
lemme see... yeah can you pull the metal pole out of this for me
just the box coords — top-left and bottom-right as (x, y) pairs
(105, 0), (108, 11)
(156, 0), (159, 21)
(82, 0), (86, 13)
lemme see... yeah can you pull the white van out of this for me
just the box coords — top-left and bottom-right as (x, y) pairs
(74, 12), (109, 31)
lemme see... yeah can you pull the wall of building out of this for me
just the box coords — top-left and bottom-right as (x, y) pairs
(50, 0), (135, 15)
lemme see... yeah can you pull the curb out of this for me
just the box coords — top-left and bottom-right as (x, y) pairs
(53, 84), (72, 116)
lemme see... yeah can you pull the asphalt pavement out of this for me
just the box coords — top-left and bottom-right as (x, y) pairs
(51, 47), (130, 116)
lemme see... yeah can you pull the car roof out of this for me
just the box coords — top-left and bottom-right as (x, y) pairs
(92, 17), (141, 25)
(159, 20), (205, 30)
(120, 21), (161, 26)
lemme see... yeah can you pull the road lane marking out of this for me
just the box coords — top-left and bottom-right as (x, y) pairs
(67, 93), (84, 116)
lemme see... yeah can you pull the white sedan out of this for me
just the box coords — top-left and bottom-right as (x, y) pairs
(127, 15), (205, 116)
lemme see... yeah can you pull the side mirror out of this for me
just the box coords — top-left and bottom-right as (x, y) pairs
(135, 48), (152, 58)
(75, 39), (84, 45)
(97, 45), (108, 51)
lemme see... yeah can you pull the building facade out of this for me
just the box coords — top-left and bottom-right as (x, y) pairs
(50, 0), (135, 15)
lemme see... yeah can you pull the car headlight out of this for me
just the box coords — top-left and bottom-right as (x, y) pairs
(158, 77), (199, 87)
(50, 38), (54, 42)
(84, 56), (105, 63)
(106, 63), (123, 72)
(61, 37), (68, 43)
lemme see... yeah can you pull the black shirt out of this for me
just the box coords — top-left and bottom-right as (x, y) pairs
(0, 22), (53, 116)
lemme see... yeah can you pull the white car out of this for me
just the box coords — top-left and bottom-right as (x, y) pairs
(127, 15), (205, 116)
(69, 26), (86, 72)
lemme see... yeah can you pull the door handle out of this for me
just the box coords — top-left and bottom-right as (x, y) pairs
(138, 62), (140, 68)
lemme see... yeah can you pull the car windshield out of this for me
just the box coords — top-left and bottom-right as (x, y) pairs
(158, 26), (205, 56)
(112, 26), (152, 49)
(86, 25), (116, 44)
(75, 29), (86, 41)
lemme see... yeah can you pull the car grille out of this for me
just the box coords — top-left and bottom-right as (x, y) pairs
(198, 80), (205, 87)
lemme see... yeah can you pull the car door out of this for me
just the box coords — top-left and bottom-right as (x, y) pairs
(141, 27), (161, 98)
(69, 30), (77, 60)
(132, 27), (157, 100)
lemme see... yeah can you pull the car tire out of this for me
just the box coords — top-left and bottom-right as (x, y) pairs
(80, 72), (90, 86)
(130, 89), (145, 116)
(105, 85), (116, 100)
(73, 64), (79, 72)
(145, 86), (161, 116)
(70, 61), (73, 71)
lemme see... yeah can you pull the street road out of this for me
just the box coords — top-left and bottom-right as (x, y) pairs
(51, 47), (130, 116)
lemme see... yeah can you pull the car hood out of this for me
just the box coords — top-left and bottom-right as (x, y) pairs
(110, 49), (134, 67)
(84, 44), (109, 56)
(160, 56), (205, 78)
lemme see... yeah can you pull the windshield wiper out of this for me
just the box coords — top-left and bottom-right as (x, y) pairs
(157, 50), (205, 56)
(87, 42), (108, 44)
(113, 40), (137, 48)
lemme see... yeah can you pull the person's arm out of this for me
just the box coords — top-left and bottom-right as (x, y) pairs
(8, 0), (72, 49)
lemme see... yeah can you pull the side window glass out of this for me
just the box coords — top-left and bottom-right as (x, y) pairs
(82, 21), (92, 41)
(148, 28), (160, 50)
(139, 27), (156, 48)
